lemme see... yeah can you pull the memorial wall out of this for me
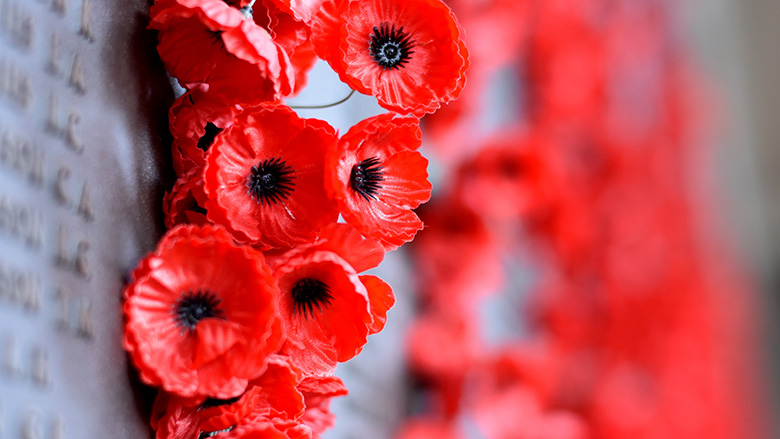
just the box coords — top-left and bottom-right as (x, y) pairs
(0, 0), (173, 436)
(2, 0), (776, 438)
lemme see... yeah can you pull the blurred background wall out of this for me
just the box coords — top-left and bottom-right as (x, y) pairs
(688, 0), (780, 429)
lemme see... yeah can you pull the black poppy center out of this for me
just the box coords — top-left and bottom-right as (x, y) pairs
(369, 24), (415, 69)
(350, 156), (385, 201)
(246, 157), (296, 206)
(174, 290), (225, 331)
(291, 278), (334, 319)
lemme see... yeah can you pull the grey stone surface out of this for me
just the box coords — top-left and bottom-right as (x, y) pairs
(0, 0), (173, 436)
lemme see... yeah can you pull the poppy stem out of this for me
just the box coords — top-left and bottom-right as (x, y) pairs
(289, 90), (356, 109)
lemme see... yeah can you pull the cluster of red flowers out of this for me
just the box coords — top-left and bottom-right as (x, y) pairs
(400, 1), (765, 439)
(124, 0), (468, 437)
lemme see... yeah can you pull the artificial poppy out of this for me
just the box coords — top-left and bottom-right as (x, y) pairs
(473, 385), (587, 439)
(152, 355), (305, 439)
(396, 419), (464, 439)
(266, 223), (394, 334)
(454, 132), (556, 223)
(163, 167), (209, 229)
(203, 105), (339, 249)
(411, 199), (503, 313)
(325, 114), (432, 250)
(445, 0), (530, 71)
(269, 226), (393, 375)
(169, 89), (242, 177)
(123, 225), (284, 399)
(272, 249), (371, 375)
(149, 0), (294, 103)
(311, 0), (469, 116)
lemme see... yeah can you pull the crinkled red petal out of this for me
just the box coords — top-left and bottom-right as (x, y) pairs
(163, 167), (209, 229)
(360, 274), (394, 334)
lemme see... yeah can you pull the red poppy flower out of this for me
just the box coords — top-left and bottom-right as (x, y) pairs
(152, 355), (305, 439)
(203, 106), (339, 249)
(202, 357), (303, 433)
(527, 12), (605, 128)
(396, 418), (463, 439)
(311, 0), (469, 116)
(473, 385), (587, 439)
(266, 223), (394, 335)
(123, 225), (284, 398)
(149, 0), (294, 103)
(445, 0), (530, 71)
(455, 132), (557, 223)
(411, 199), (503, 313)
(407, 311), (481, 382)
(269, 226), (393, 375)
(325, 114), (432, 250)
(169, 89), (242, 177)
(163, 167), (210, 229)
(273, 250), (371, 375)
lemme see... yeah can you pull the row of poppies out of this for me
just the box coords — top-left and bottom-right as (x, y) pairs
(398, 0), (762, 438)
(123, 0), (469, 437)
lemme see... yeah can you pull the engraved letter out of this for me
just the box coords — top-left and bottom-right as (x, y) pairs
(52, 0), (66, 15)
(21, 274), (40, 312)
(51, 416), (65, 439)
(77, 299), (93, 339)
(55, 287), (71, 329)
(79, 0), (94, 41)
(78, 181), (93, 221)
(48, 33), (61, 75)
(75, 240), (89, 277)
(65, 112), (82, 152)
(46, 93), (60, 134)
(1, 335), (20, 377)
(55, 224), (70, 266)
(0, 264), (9, 301)
(54, 165), (70, 205)
(22, 409), (40, 439)
(30, 346), (48, 386)
(69, 54), (85, 94)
